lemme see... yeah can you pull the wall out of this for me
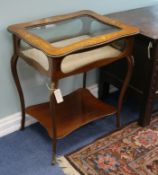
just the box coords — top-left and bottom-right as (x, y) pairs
(0, 0), (158, 119)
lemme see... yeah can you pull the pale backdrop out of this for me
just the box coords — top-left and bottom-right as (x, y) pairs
(0, 0), (158, 118)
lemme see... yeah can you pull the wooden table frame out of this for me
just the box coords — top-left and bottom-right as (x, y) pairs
(8, 10), (138, 164)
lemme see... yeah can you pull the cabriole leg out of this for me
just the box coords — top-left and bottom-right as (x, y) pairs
(11, 54), (26, 130)
(117, 56), (134, 128)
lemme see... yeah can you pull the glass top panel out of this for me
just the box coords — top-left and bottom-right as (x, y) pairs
(26, 16), (121, 48)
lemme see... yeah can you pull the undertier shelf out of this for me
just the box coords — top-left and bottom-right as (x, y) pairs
(26, 88), (117, 138)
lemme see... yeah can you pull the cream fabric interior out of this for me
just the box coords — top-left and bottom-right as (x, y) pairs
(21, 48), (50, 71)
(61, 45), (121, 73)
(21, 35), (121, 73)
(21, 35), (90, 71)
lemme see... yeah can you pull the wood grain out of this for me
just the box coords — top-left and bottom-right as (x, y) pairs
(26, 88), (117, 138)
(8, 10), (139, 57)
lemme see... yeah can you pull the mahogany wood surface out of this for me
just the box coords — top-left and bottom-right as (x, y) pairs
(26, 89), (117, 138)
(26, 89), (116, 138)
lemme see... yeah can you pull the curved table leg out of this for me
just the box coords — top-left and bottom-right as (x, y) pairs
(11, 54), (26, 130)
(117, 56), (134, 128)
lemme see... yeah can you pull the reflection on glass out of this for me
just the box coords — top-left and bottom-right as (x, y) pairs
(25, 16), (121, 48)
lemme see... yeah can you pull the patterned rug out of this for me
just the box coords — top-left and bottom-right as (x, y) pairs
(58, 117), (158, 175)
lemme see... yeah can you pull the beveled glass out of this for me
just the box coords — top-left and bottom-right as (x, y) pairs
(26, 16), (121, 46)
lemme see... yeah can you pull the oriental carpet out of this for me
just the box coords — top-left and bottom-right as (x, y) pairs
(58, 117), (158, 175)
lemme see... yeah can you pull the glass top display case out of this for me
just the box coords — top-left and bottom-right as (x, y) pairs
(26, 16), (120, 43)
(8, 10), (139, 164)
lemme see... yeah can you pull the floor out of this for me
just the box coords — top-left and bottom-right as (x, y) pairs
(0, 93), (139, 175)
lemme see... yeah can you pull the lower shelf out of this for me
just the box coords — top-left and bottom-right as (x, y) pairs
(26, 88), (117, 138)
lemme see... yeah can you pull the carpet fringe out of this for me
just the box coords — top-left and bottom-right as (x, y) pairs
(57, 156), (81, 175)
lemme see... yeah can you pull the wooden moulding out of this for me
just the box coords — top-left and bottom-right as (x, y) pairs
(25, 88), (117, 138)
(8, 10), (139, 57)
